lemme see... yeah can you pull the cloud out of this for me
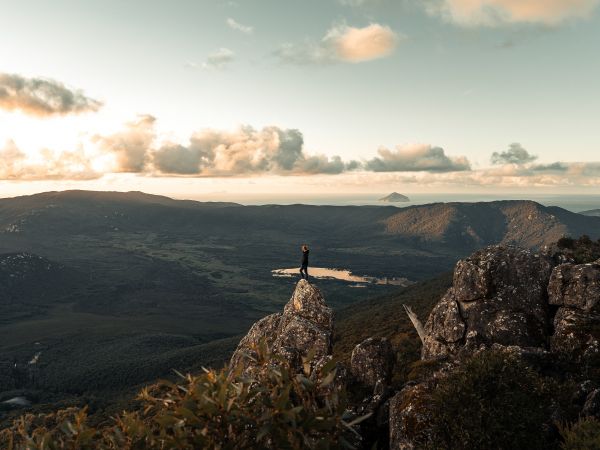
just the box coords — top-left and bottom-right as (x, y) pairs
(94, 115), (156, 172)
(0, 140), (99, 180)
(226, 18), (254, 34)
(5, 112), (599, 188)
(203, 48), (236, 69)
(151, 126), (358, 176)
(0, 73), (102, 117)
(93, 121), (466, 177)
(365, 144), (471, 172)
(491, 143), (537, 165)
(89, 120), (357, 177)
(426, 0), (600, 26)
(275, 23), (400, 65)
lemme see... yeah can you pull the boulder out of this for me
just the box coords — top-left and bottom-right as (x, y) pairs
(548, 261), (600, 311)
(551, 307), (600, 359)
(229, 313), (282, 370)
(229, 279), (333, 374)
(389, 383), (433, 450)
(422, 245), (555, 359)
(422, 291), (465, 359)
(350, 337), (395, 388)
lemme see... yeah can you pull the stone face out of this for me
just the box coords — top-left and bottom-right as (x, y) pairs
(229, 313), (282, 370)
(229, 280), (333, 374)
(350, 337), (395, 388)
(389, 384), (433, 450)
(548, 262), (600, 311)
(283, 279), (334, 329)
(274, 315), (332, 363)
(422, 245), (555, 359)
(422, 291), (465, 359)
(551, 307), (600, 359)
(547, 261), (600, 361)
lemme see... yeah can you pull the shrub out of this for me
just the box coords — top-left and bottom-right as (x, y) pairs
(557, 236), (576, 250)
(559, 417), (600, 450)
(0, 343), (363, 449)
(424, 351), (564, 450)
(556, 235), (600, 263)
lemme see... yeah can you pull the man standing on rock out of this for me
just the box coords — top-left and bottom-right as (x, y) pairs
(300, 244), (309, 280)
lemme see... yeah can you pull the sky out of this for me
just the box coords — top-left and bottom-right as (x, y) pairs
(0, 0), (599, 199)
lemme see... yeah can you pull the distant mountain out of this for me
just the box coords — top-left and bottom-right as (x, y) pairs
(382, 200), (600, 248)
(379, 192), (410, 202)
(580, 208), (600, 217)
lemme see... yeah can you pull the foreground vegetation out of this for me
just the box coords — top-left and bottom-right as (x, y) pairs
(1, 344), (361, 449)
(3, 346), (599, 449)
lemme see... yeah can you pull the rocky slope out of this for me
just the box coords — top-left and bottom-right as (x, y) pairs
(233, 245), (600, 449)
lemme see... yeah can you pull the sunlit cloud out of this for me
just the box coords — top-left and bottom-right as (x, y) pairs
(148, 125), (359, 176)
(0, 73), (102, 117)
(426, 0), (600, 26)
(0, 140), (99, 180)
(275, 23), (401, 64)
(202, 48), (236, 69)
(93, 115), (156, 173)
(365, 144), (471, 172)
(226, 17), (254, 34)
(2, 120), (600, 189)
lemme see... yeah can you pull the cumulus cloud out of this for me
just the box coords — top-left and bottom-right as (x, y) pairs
(151, 126), (358, 176)
(5, 113), (599, 188)
(203, 48), (236, 69)
(427, 0), (600, 26)
(92, 122), (466, 177)
(491, 143), (537, 165)
(365, 144), (471, 172)
(94, 115), (156, 172)
(226, 17), (253, 34)
(0, 73), (102, 117)
(0, 140), (99, 180)
(275, 23), (400, 64)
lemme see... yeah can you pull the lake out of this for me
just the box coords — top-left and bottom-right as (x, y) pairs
(272, 267), (411, 287)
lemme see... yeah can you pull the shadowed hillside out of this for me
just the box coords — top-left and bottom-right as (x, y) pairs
(1, 190), (600, 430)
(383, 200), (600, 248)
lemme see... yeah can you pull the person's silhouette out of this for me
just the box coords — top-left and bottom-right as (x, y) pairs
(300, 244), (309, 280)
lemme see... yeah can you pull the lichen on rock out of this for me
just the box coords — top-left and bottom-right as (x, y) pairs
(229, 279), (333, 375)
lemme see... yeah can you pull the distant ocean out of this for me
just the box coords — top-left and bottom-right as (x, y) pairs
(199, 193), (600, 213)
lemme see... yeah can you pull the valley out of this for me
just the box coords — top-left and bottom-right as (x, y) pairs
(1, 190), (600, 425)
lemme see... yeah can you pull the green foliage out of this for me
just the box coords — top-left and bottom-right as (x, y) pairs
(557, 235), (600, 263)
(559, 417), (600, 450)
(0, 343), (361, 450)
(425, 351), (565, 450)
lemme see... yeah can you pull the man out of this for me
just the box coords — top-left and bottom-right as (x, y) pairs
(300, 244), (309, 280)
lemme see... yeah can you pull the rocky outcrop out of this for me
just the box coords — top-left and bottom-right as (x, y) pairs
(229, 279), (334, 374)
(230, 245), (600, 450)
(393, 245), (600, 449)
(548, 260), (600, 361)
(548, 261), (600, 311)
(389, 383), (434, 450)
(422, 246), (554, 359)
(350, 337), (395, 388)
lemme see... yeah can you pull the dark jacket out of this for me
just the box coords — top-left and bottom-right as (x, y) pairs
(301, 249), (309, 266)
